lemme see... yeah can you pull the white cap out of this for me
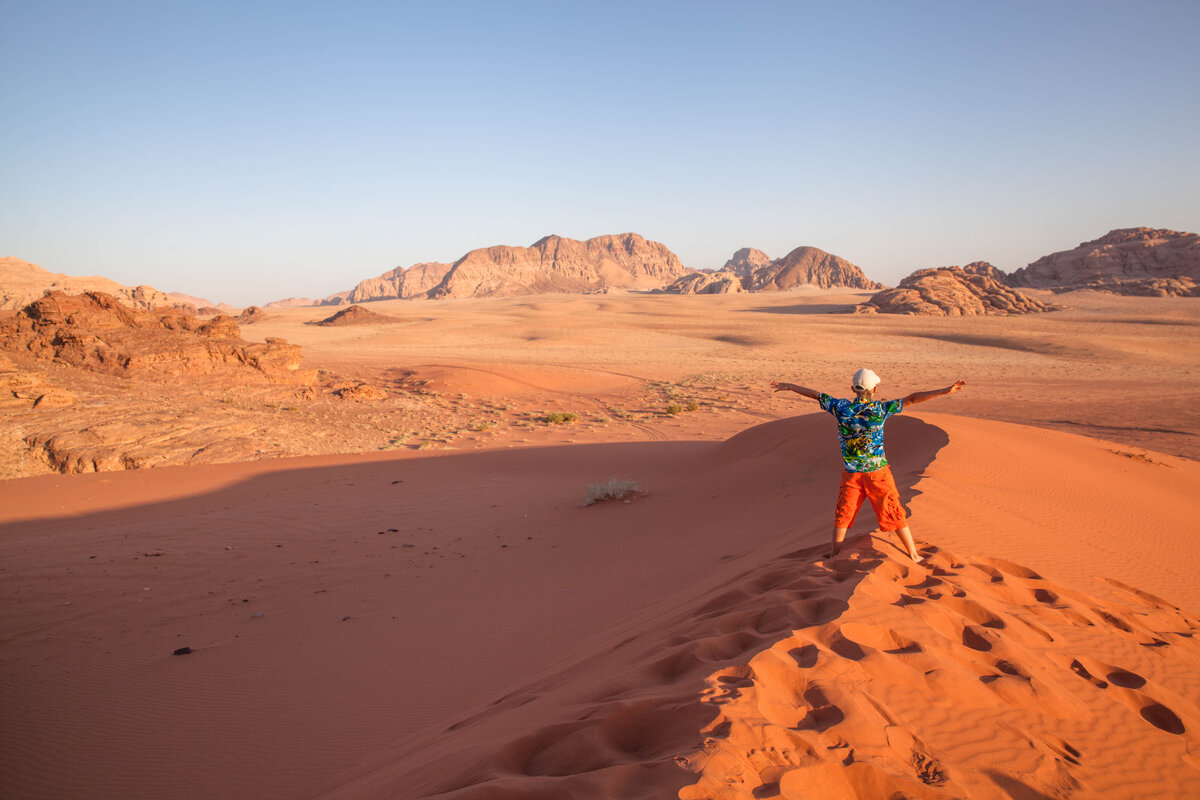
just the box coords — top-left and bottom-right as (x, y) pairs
(852, 368), (881, 392)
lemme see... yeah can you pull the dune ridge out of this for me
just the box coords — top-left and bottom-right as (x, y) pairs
(4, 412), (1199, 799)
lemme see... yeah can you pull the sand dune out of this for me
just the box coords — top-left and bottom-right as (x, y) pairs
(2, 410), (1199, 799)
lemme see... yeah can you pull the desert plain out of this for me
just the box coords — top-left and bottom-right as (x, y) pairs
(3, 286), (1200, 799)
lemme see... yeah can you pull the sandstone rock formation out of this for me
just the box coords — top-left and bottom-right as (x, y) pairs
(314, 305), (403, 326)
(1, 257), (198, 312)
(237, 306), (270, 324)
(662, 245), (880, 294)
(326, 234), (689, 302)
(318, 291), (351, 306)
(0, 353), (46, 409)
(855, 263), (1061, 316)
(346, 262), (453, 303)
(721, 248), (772, 277)
(746, 246), (882, 292)
(427, 233), (689, 299)
(663, 272), (746, 295)
(333, 382), (388, 401)
(0, 291), (312, 383)
(1010, 228), (1200, 294)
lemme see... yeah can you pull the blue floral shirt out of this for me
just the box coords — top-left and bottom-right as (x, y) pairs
(818, 394), (904, 473)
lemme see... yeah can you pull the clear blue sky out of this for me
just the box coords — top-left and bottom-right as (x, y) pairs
(3, 0), (1198, 306)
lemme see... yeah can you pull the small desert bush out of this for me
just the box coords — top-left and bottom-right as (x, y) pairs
(582, 478), (642, 506)
(666, 403), (684, 416)
(685, 400), (700, 412)
(543, 411), (578, 424)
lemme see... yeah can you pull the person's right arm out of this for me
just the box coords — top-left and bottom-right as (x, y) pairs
(770, 381), (822, 400)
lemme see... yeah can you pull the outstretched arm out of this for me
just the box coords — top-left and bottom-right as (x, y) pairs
(771, 381), (822, 400)
(903, 381), (966, 405)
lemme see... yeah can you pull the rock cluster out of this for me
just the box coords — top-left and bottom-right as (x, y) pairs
(663, 245), (880, 294)
(314, 305), (403, 326)
(1009, 228), (1200, 294)
(0, 257), (196, 312)
(855, 263), (1061, 316)
(0, 291), (312, 383)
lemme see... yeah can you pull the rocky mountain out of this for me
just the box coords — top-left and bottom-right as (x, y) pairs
(344, 262), (454, 303)
(1009, 228), (1200, 296)
(427, 233), (688, 299)
(746, 246), (882, 291)
(855, 263), (1061, 316)
(1, 257), (198, 313)
(315, 233), (689, 304)
(0, 291), (311, 382)
(721, 248), (772, 277)
(662, 245), (880, 295)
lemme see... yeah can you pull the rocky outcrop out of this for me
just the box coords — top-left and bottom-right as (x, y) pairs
(427, 233), (689, 299)
(346, 262), (453, 303)
(746, 246), (882, 291)
(237, 306), (271, 324)
(1, 257), (197, 313)
(856, 264), (1061, 316)
(1063, 276), (1199, 297)
(333, 381), (388, 401)
(0, 291), (313, 383)
(721, 248), (772, 277)
(314, 305), (403, 326)
(661, 245), (879, 294)
(1010, 228), (1200, 293)
(663, 272), (746, 295)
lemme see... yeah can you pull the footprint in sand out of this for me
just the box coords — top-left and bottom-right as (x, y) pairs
(1065, 657), (1186, 734)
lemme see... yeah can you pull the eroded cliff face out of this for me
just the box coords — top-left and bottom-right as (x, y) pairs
(1010, 228), (1200, 295)
(662, 245), (880, 294)
(346, 262), (454, 302)
(855, 263), (1061, 316)
(0, 291), (309, 382)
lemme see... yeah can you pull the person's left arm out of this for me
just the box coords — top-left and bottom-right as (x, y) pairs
(902, 381), (966, 406)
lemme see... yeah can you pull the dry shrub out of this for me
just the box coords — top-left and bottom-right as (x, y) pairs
(582, 478), (642, 506)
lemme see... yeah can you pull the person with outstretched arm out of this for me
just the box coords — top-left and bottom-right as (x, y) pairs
(770, 369), (965, 563)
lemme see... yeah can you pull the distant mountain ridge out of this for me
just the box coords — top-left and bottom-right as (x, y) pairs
(0, 257), (200, 313)
(323, 233), (690, 304)
(660, 245), (882, 294)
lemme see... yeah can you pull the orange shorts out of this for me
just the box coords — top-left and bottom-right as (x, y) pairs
(835, 466), (908, 532)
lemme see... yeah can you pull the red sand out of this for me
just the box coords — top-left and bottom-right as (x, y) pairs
(3, 410), (1199, 798)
